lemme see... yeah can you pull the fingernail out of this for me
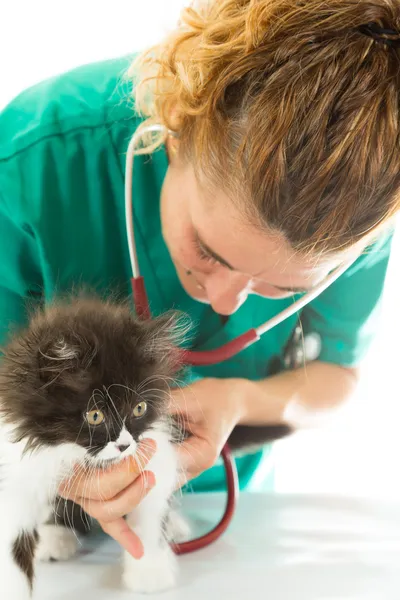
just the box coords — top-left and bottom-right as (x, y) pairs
(143, 471), (156, 489)
(128, 456), (138, 473)
(127, 440), (157, 473)
(133, 546), (144, 560)
(127, 537), (144, 560)
(139, 438), (157, 458)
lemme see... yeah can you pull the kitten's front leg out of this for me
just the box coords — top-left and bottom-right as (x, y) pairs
(36, 522), (79, 562)
(122, 429), (179, 594)
(36, 499), (81, 562)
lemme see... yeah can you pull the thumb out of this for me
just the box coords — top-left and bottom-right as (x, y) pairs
(99, 517), (144, 559)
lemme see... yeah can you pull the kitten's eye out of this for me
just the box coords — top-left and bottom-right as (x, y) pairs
(86, 410), (105, 426)
(133, 402), (147, 418)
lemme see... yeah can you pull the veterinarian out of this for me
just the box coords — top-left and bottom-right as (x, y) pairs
(0, 0), (399, 558)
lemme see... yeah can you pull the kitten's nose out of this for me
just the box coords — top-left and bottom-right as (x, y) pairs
(117, 444), (130, 453)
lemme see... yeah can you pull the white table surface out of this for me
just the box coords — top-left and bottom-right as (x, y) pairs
(35, 492), (400, 600)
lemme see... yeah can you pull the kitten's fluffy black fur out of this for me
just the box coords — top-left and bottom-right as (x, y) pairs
(0, 296), (179, 455)
(0, 294), (292, 536)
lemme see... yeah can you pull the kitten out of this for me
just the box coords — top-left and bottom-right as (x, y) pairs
(0, 295), (185, 599)
(0, 293), (293, 599)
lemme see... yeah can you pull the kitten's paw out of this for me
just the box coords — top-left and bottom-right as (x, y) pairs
(123, 548), (177, 594)
(165, 510), (191, 543)
(36, 524), (78, 562)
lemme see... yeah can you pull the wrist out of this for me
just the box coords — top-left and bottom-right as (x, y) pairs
(212, 377), (255, 423)
(236, 363), (359, 429)
(237, 377), (291, 426)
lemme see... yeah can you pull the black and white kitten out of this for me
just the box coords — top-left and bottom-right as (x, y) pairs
(0, 296), (186, 599)
(0, 294), (293, 599)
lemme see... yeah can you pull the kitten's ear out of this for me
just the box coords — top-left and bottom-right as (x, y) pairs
(37, 336), (82, 383)
(51, 337), (80, 360)
(137, 312), (191, 361)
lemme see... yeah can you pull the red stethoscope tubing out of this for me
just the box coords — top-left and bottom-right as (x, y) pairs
(131, 271), (260, 365)
(172, 443), (239, 555)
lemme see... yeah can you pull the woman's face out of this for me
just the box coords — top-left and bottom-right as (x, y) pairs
(160, 146), (352, 316)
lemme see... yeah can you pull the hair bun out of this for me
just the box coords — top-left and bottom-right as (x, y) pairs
(359, 22), (400, 47)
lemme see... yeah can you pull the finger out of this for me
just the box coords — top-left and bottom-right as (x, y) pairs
(176, 436), (219, 481)
(168, 387), (196, 415)
(99, 517), (144, 559)
(59, 455), (142, 502)
(79, 471), (156, 522)
(59, 439), (157, 501)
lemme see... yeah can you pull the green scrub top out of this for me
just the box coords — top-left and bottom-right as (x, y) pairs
(0, 55), (393, 493)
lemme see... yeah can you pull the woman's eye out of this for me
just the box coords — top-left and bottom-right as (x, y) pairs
(133, 401), (147, 418)
(86, 409), (105, 426)
(192, 239), (218, 265)
(198, 247), (218, 265)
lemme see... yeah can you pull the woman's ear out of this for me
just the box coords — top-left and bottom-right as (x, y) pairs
(166, 134), (180, 163)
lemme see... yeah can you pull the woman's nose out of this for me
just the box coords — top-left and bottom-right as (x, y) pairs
(204, 270), (250, 315)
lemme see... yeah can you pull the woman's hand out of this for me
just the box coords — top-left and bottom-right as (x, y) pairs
(170, 364), (359, 486)
(58, 439), (157, 559)
(170, 378), (249, 483)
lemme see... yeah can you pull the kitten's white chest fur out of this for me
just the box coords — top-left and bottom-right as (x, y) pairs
(0, 425), (83, 532)
(123, 425), (180, 593)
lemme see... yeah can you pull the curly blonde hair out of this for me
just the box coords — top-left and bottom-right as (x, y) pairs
(131, 0), (400, 255)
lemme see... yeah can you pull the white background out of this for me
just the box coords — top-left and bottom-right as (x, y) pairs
(2, 0), (400, 498)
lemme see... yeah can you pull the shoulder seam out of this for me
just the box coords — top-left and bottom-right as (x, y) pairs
(0, 115), (137, 163)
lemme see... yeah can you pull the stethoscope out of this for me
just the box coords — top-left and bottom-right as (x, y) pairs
(125, 123), (357, 554)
